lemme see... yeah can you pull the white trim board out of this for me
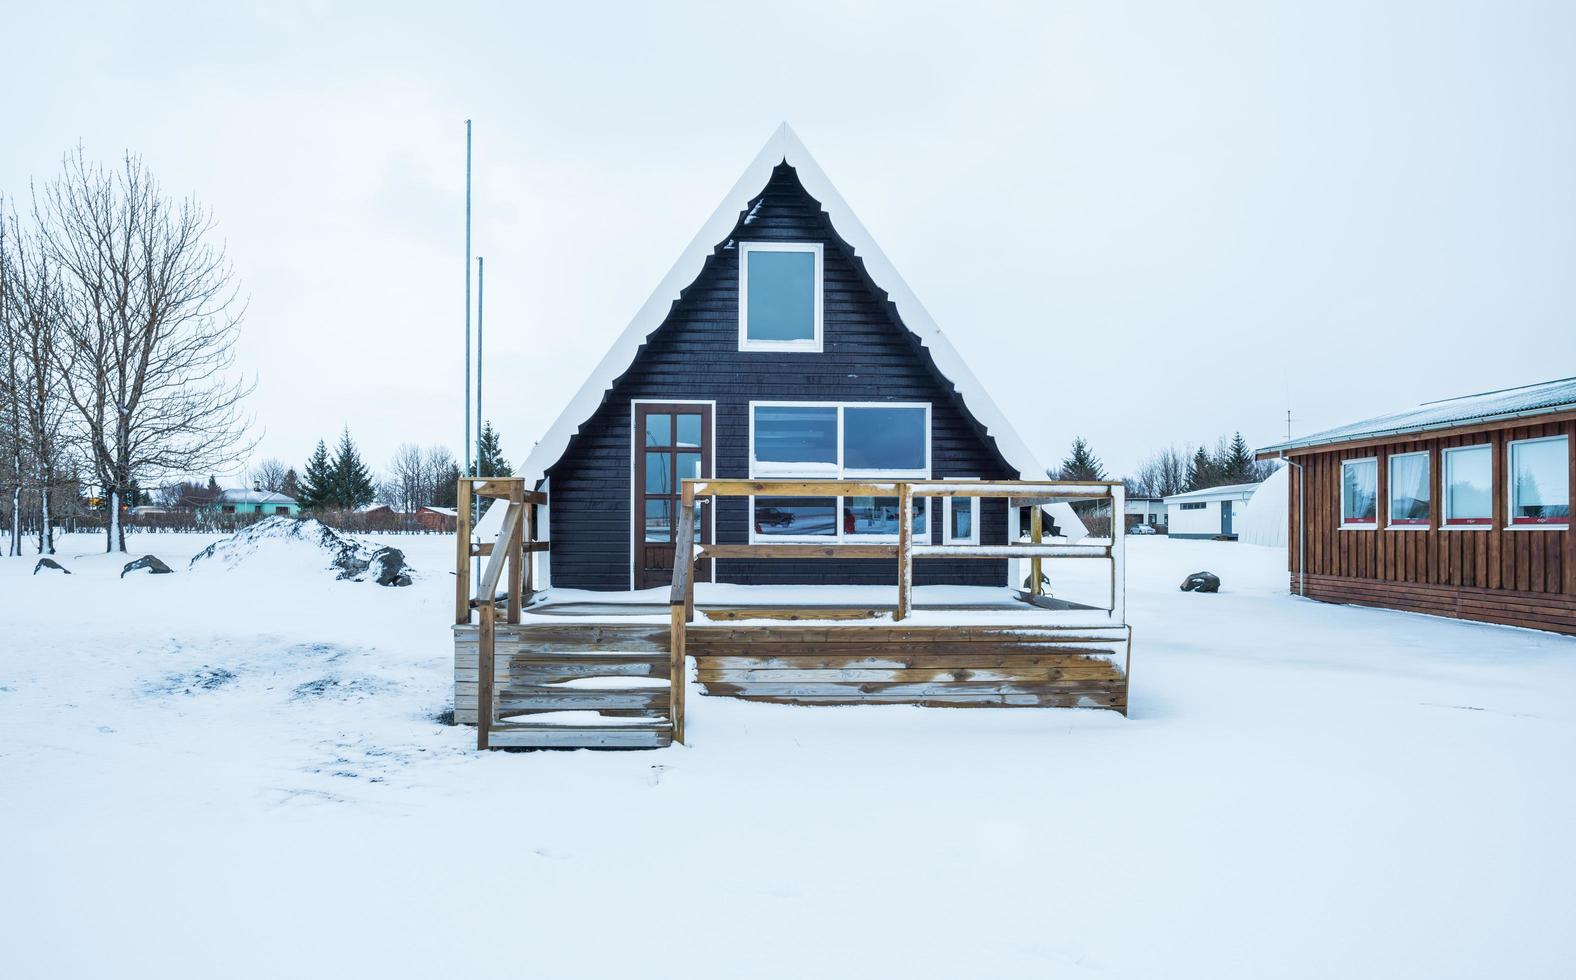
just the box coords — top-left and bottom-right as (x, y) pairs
(517, 123), (1082, 536)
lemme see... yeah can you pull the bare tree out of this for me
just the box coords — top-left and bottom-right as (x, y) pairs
(2, 210), (69, 554)
(0, 204), (21, 556)
(249, 457), (289, 493)
(1127, 445), (1188, 498)
(37, 149), (254, 551)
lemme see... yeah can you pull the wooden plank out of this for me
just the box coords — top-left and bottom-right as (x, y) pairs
(701, 544), (899, 559)
(696, 651), (1124, 669)
(700, 690), (1125, 709)
(910, 544), (1108, 558)
(1030, 503), (1043, 597)
(896, 484), (913, 621)
(703, 607), (883, 622)
(496, 689), (667, 712)
(486, 727), (670, 749)
(697, 667), (1123, 683)
(670, 604), (687, 744)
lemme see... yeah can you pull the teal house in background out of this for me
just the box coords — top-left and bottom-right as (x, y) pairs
(204, 488), (302, 518)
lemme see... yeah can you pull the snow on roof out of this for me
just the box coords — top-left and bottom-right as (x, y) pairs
(217, 488), (299, 505)
(1163, 482), (1262, 504)
(421, 506), (458, 517)
(1259, 376), (1576, 456)
(518, 123), (1048, 489)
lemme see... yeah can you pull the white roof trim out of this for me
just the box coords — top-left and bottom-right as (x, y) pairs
(519, 123), (1083, 538)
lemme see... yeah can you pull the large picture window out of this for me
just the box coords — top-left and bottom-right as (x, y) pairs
(1341, 458), (1377, 526)
(739, 242), (822, 351)
(749, 401), (931, 542)
(1509, 436), (1569, 526)
(1443, 444), (1492, 526)
(1387, 451), (1430, 526)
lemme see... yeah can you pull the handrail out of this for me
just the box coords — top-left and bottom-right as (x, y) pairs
(669, 478), (1126, 624)
(452, 476), (544, 750)
(665, 482), (695, 743)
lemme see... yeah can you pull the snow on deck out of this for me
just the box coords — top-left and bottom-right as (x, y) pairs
(3, 531), (1575, 978)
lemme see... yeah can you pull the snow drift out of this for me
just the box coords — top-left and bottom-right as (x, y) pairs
(187, 516), (414, 586)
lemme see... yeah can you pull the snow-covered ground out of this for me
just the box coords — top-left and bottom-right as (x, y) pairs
(3, 532), (1574, 978)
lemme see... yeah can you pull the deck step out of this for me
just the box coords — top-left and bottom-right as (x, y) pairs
(487, 725), (673, 749)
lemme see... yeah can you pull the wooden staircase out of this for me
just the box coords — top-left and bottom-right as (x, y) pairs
(456, 624), (679, 749)
(453, 477), (685, 750)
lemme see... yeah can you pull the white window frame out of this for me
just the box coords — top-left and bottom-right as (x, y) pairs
(1385, 450), (1431, 529)
(1442, 443), (1493, 530)
(1507, 435), (1570, 530)
(747, 400), (931, 545)
(942, 481), (981, 546)
(738, 241), (824, 353)
(1339, 457), (1378, 529)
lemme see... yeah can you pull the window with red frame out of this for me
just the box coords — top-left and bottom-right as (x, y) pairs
(1509, 436), (1569, 526)
(1443, 445), (1492, 526)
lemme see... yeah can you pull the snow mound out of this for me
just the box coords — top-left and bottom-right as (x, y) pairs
(187, 516), (415, 586)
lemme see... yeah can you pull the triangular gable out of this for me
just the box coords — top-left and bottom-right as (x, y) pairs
(520, 123), (1050, 490)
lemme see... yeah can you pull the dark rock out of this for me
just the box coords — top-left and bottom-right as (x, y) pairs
(33, 557), (70, 575)
(366, 546), (412, 587)
(1180, 571), (1220, 593)
(121, 555), (174, 578)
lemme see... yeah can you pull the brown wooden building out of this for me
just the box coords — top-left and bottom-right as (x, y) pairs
(1258, 377), (1575, 635)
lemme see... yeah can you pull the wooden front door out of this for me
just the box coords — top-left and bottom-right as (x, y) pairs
(634, 403), (712, 589)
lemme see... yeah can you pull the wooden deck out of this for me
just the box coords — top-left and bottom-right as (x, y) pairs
(453, 477), (1131, 749)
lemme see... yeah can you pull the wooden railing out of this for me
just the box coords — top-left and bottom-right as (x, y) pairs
(666, 479), (1128, 683)
(454, 476), (548, 750)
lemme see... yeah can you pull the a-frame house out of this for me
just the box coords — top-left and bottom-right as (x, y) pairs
(519, 124), (1085, 592)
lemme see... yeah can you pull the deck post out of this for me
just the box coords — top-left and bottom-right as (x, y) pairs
(477, 601), (494, 750)
(669, 603), (686, 744)
(896, 483), (913, 621)
(681, 482), (697, 624)
(1030, 504), (1044, 596)
(1110, 483), (1126, 624)
(524, 502), (536, 598)
(506, 486), (524, 624)
(455, 478), (473, 624)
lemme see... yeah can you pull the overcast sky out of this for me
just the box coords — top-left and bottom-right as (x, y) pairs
(6, 1), (1573, 486)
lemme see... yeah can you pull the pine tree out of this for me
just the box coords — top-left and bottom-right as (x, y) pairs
(1057, 437), (1107, 482)
(299, 440), (334, 509)
(1186, 446), (1217, 491)
(473, 421), (512, 478)
(1218, 432), (1255, 485)
(281, 467), (301, 501)
(330, 428), (376, 509)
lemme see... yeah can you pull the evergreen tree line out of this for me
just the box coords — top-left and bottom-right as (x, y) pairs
(245, 420), (512, 513)
(1127, 433), (1274, 498)
(1050, 433), (1274, 498)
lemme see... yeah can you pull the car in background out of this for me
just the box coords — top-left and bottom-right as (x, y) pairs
(1129, 523), (1157, 535)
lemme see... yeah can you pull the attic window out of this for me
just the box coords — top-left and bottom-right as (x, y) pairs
(739, 241), (822, 351)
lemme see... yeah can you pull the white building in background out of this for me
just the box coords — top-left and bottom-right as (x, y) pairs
(1163, 483), (1260, 539)
(1125, 495), (1166, 529)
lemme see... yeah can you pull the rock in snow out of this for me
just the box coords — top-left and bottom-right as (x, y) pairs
(187, 516), (415, 586)
(1180, 571), (1221, 593)
(32, 557), (70, 575)
(121, 555), (174, 578)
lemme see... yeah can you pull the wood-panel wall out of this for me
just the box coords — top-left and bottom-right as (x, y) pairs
(1284, 418), (1575, 635)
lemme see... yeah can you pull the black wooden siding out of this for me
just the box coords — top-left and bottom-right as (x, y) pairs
(546, 163), (1019, 590)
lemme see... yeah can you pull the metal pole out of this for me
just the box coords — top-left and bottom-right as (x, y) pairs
(476, 256), (484, 472)
(464, 119), (473, 480)
(1281, 454), (1305, 597)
